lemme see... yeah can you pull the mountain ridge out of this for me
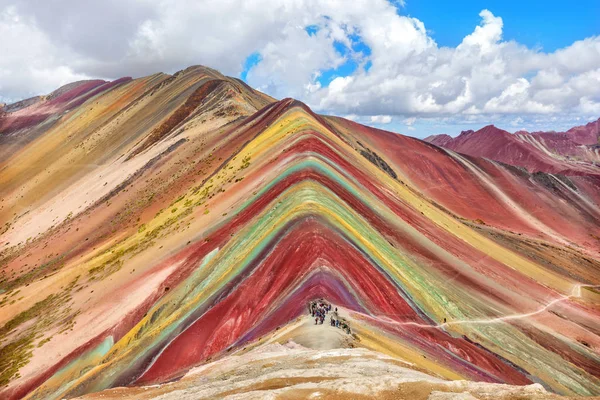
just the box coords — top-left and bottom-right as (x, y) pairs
(425, 120), (600, 175)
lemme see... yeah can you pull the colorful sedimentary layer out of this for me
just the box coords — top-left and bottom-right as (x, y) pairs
(0, 66), (599, 399)
(425, 121), (600, 175)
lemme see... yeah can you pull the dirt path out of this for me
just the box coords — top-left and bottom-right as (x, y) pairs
(289, 314), (349, 349)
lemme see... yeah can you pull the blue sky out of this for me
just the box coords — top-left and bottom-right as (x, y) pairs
(403, 0), (600, 51)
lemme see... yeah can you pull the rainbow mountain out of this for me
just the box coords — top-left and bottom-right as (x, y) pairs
(0, 65), (599, 399)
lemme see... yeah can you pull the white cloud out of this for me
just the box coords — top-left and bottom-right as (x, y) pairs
(370, 115), (392, 124)
(483, 78), (556, 114)
(304, 9), (600, 122)
(0, 0), (598, 132)
(531, 68), (564, 89)
(300, 8), (600, 127)
(458, 10), (503, 54)
(510, 117), (524, 126)
(579, 97), (600, 114)
(0, 6), (91, 101)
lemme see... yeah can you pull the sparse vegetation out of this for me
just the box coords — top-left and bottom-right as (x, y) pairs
(0, 277), (79, 387)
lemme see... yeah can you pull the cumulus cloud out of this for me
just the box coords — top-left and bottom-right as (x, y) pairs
(0, 0), (598, 131)
(0, 5), (90, 101)
(370, 115), (392, 124)
(303, 7), (600, 122)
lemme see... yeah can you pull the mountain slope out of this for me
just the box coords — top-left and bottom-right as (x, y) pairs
(424, 122), (600, 175)
(0, 67), (599, 399)
(563, 118), (600, 146)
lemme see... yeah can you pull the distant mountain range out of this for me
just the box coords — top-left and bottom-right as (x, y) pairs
(425, 119), (600, 175)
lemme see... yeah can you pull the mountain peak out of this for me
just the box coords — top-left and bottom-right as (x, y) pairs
(423, 133), (453, 147)
(477, 124), (510, 135)
(457, 129), (475, 136)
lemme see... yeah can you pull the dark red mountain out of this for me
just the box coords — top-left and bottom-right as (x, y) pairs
(425, 119), (600, 175)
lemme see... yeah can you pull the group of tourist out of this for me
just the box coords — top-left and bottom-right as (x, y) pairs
(308, 300), (351, 334)
(309, 300), (331, 324)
